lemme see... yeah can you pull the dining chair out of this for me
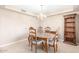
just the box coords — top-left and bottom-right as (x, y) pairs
(28, 27), (34, 46)
(28, 27), (44, 53)
(48, 31), (58, 53)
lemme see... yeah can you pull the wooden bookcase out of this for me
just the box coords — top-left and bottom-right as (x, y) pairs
(64, 14), (77, 45)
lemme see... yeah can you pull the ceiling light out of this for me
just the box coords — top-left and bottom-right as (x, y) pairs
(37, 5), (46, 21)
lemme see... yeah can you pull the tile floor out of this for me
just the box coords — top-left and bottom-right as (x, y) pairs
(0, 39), (79, 53)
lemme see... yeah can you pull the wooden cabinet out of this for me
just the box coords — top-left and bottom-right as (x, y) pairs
(64, 14), (77, 45)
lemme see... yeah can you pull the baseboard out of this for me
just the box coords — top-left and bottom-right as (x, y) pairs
(0, 39), (26, 48)
(76, 43), (79, 45)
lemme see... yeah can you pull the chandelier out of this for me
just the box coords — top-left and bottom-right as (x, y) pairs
(37, 5), (46, 21)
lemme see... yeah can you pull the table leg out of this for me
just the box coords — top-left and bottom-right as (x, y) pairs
(45, 41), (48, 53)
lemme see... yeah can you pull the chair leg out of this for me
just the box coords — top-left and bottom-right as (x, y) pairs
(54, 44), (58, 53)
(54, 44), (56, 53)
(31, 43), (33, 51)
(45, 42), (48, 53)
(29, 40), (30, 46)
(28, 37), (30, 46)
(42, 42), (44, 50)
(35, 45), (37, 53)
(56, 44), (58, 52)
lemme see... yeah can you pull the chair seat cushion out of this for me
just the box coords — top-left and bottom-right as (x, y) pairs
(32, 40), (44, 44)
(48, 40), (54, 45)
(48, 34), (55, 45)
(48, 40), (57, 45)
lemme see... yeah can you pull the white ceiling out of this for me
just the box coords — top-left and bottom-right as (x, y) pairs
(5, 5), (74, 16)
(15, 5), (73, 14)
(0, 0), (79, 16)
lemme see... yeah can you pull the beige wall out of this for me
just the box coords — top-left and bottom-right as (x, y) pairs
(42, 15), (64, 41)
(0, 8), (38, 45)
(76, 14), (79, 43)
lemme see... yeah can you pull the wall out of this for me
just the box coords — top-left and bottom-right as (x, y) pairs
(42, 15), (64, 41)
(76, 14), (79, 43)
(0, 8), (38, 45)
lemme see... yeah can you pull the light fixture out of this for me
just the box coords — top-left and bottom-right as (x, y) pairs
(37, 5), (46, 21)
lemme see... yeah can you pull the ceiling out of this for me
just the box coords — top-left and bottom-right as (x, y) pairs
(2, 5), (79, 16)
(0, 0), (79, 16)
(14, 5), (73, 14)
(6, 5), (73, 15)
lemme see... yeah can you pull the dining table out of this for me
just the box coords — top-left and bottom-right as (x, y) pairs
(36, 33), (48, 52)
(36, 31), (57, 52)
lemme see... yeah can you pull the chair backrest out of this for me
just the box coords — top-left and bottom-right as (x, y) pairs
(51, 31), (58, 38)
(29, 27), (37, 40)
(44, 27), (51, 33)
(48, 31), (58, 43)
(37, 26), (43, 34)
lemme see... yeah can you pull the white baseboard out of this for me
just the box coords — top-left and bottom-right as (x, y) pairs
(0, 39), (26, 48)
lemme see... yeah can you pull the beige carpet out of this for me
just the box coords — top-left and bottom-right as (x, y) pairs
(0, 39), (79, 53)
